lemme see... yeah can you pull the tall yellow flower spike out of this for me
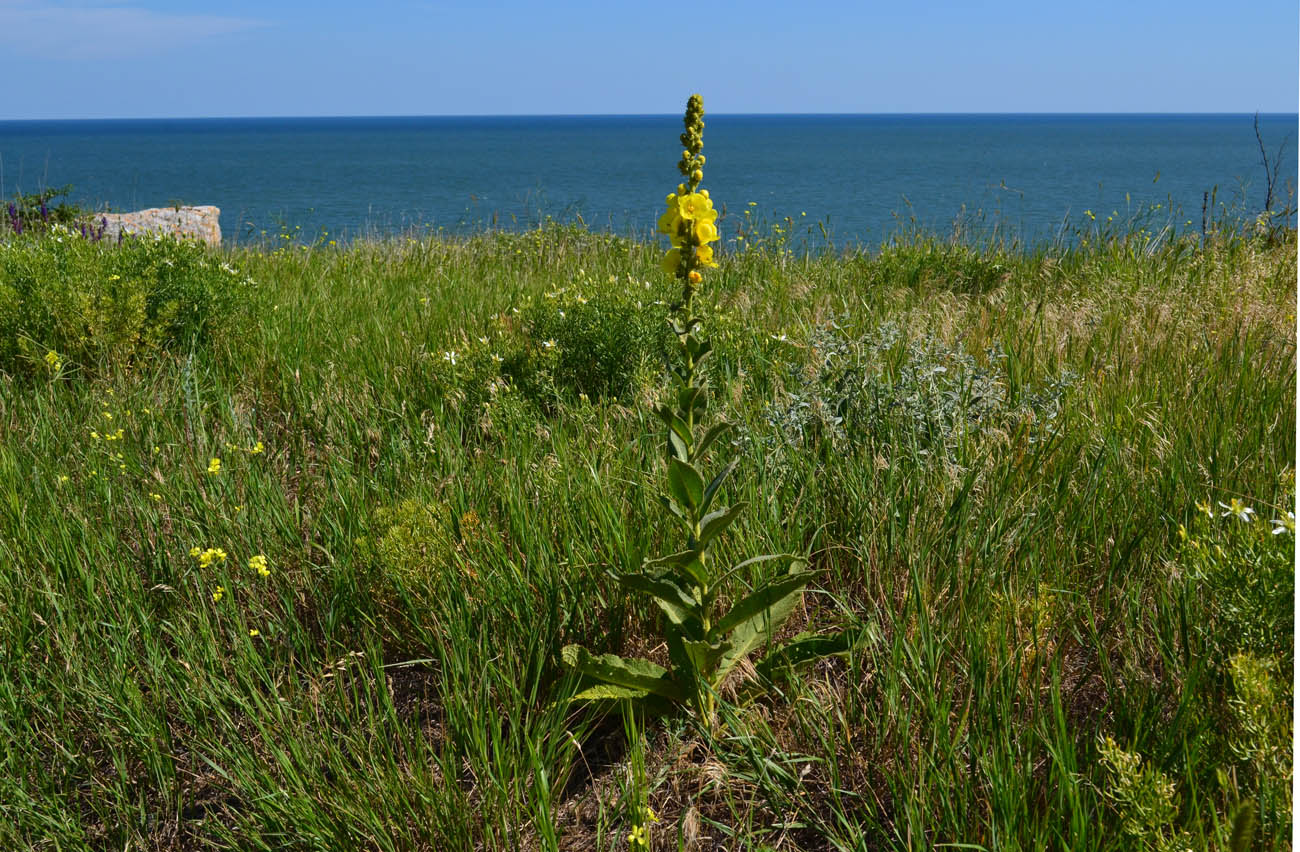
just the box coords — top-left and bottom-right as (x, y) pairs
(660, 94), (713, 294)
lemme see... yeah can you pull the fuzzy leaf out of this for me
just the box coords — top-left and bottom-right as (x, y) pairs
(697, 502), (747, 549)
(617, 572), (697, 624)
(654, 404), (692, 450)
(668, 457), (705, 511)
(561, 645), (685, 701)
(667, 430), (689, 462)
(711, 570), (810, 640)
(692, 421), (732, 461)
(700, 459), (737, 515)
(570, 684), (650, 702)
(713, 573), (807, 682)
(682, 637), (732, 680)
(754, 628), (865, 681)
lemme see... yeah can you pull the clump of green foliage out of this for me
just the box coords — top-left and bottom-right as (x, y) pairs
(0, 230), (251, 376)
(2, 186), (88, 237)
(511, 286), (670, 404)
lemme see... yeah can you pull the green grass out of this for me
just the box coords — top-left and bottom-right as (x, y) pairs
(0, 221), (1293, 850)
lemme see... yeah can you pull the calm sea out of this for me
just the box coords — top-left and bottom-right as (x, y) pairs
(0, 114), (1295, 246)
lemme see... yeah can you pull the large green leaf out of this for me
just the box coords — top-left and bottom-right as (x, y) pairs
(570, 684), (650, 702)
(617, 572), (698, 624)
(681, 637), (732, 680)
(654, 404), (692, 450)
(754, 628), (868, 681)
(561, 645), (685, 701)
(667, 457), (704, 512)
(692, 421), (732, 461)
(713, 554), (805, 590)
(678, 385), (707, 417)
(713, 575), (807, 683)
(711, 570), (810, 640)
(697, 503), (746, 549)
(700, 459), (737, 515)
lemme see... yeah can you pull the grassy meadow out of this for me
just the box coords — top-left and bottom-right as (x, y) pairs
(0, 214), (1294, 850)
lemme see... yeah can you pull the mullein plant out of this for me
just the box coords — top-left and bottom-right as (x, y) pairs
(563, 95), (850, 723)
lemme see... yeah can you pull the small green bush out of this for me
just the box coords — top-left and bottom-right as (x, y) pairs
(514, 288), (670, 402)
(0, 229), (250, 376)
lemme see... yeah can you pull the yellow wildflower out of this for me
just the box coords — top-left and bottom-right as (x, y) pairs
(248, 629), (259, 637)
(677, 192), (716, 223)
(694, 220), (719, 244)
(45, 350), (62, 371)
(190, 546), (202, 558)
(207, 458), (222, 475)
(688, 270), (702, 284)
(249, 554), (270, 577)
(198, 548), (228, 568)
(695, 244), (717, 267)
(627, 824), (648, 848)
(150, 493), (162, 502)
(212, 586), (224, 603)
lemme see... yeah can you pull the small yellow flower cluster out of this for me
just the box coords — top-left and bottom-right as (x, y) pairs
(224, 440), (265, 456)
(207, 457), (222, 475)
(192, 546), (228, 568)
(627, 805), (659, 849)
(45, 350), (62, 373)
(249, 554), (271, 577)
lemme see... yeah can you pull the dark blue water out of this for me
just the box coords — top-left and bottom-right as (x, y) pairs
(0, 115), (1294, 246)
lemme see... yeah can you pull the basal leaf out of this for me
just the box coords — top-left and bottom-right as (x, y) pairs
(561, 645), (685, 701)
(570, 684), (650, 702)
(753, 628), (867, 681)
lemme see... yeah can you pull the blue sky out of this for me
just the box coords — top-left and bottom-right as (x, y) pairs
(1, 0), (1296, 119)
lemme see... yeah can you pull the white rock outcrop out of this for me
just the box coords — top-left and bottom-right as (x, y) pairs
(98, 206), (221, 245)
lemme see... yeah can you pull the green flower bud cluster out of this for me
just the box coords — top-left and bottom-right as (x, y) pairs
(678, 94), (706, 193)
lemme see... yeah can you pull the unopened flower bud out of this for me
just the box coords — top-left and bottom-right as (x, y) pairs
(692, 170), (703, 182)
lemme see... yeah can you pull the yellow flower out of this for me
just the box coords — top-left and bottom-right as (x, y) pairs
(657, 208), (681, 239)
(248, 629), (259, 637)
(688, 270), (702, 284)
(207, 458), (222, 475)
(677, 192), (716, 223)
(249, 554), (270, 577)
(212, 586), (224, 603)
(190, 546), (202, 558)
(694, 219), (719, 244)
(198, 547), (228, 568)
(627, 824), (648, 848)
(695, 244), (717, 268)
(44, 350), (61, 371)
(661, 248), (681, 274)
